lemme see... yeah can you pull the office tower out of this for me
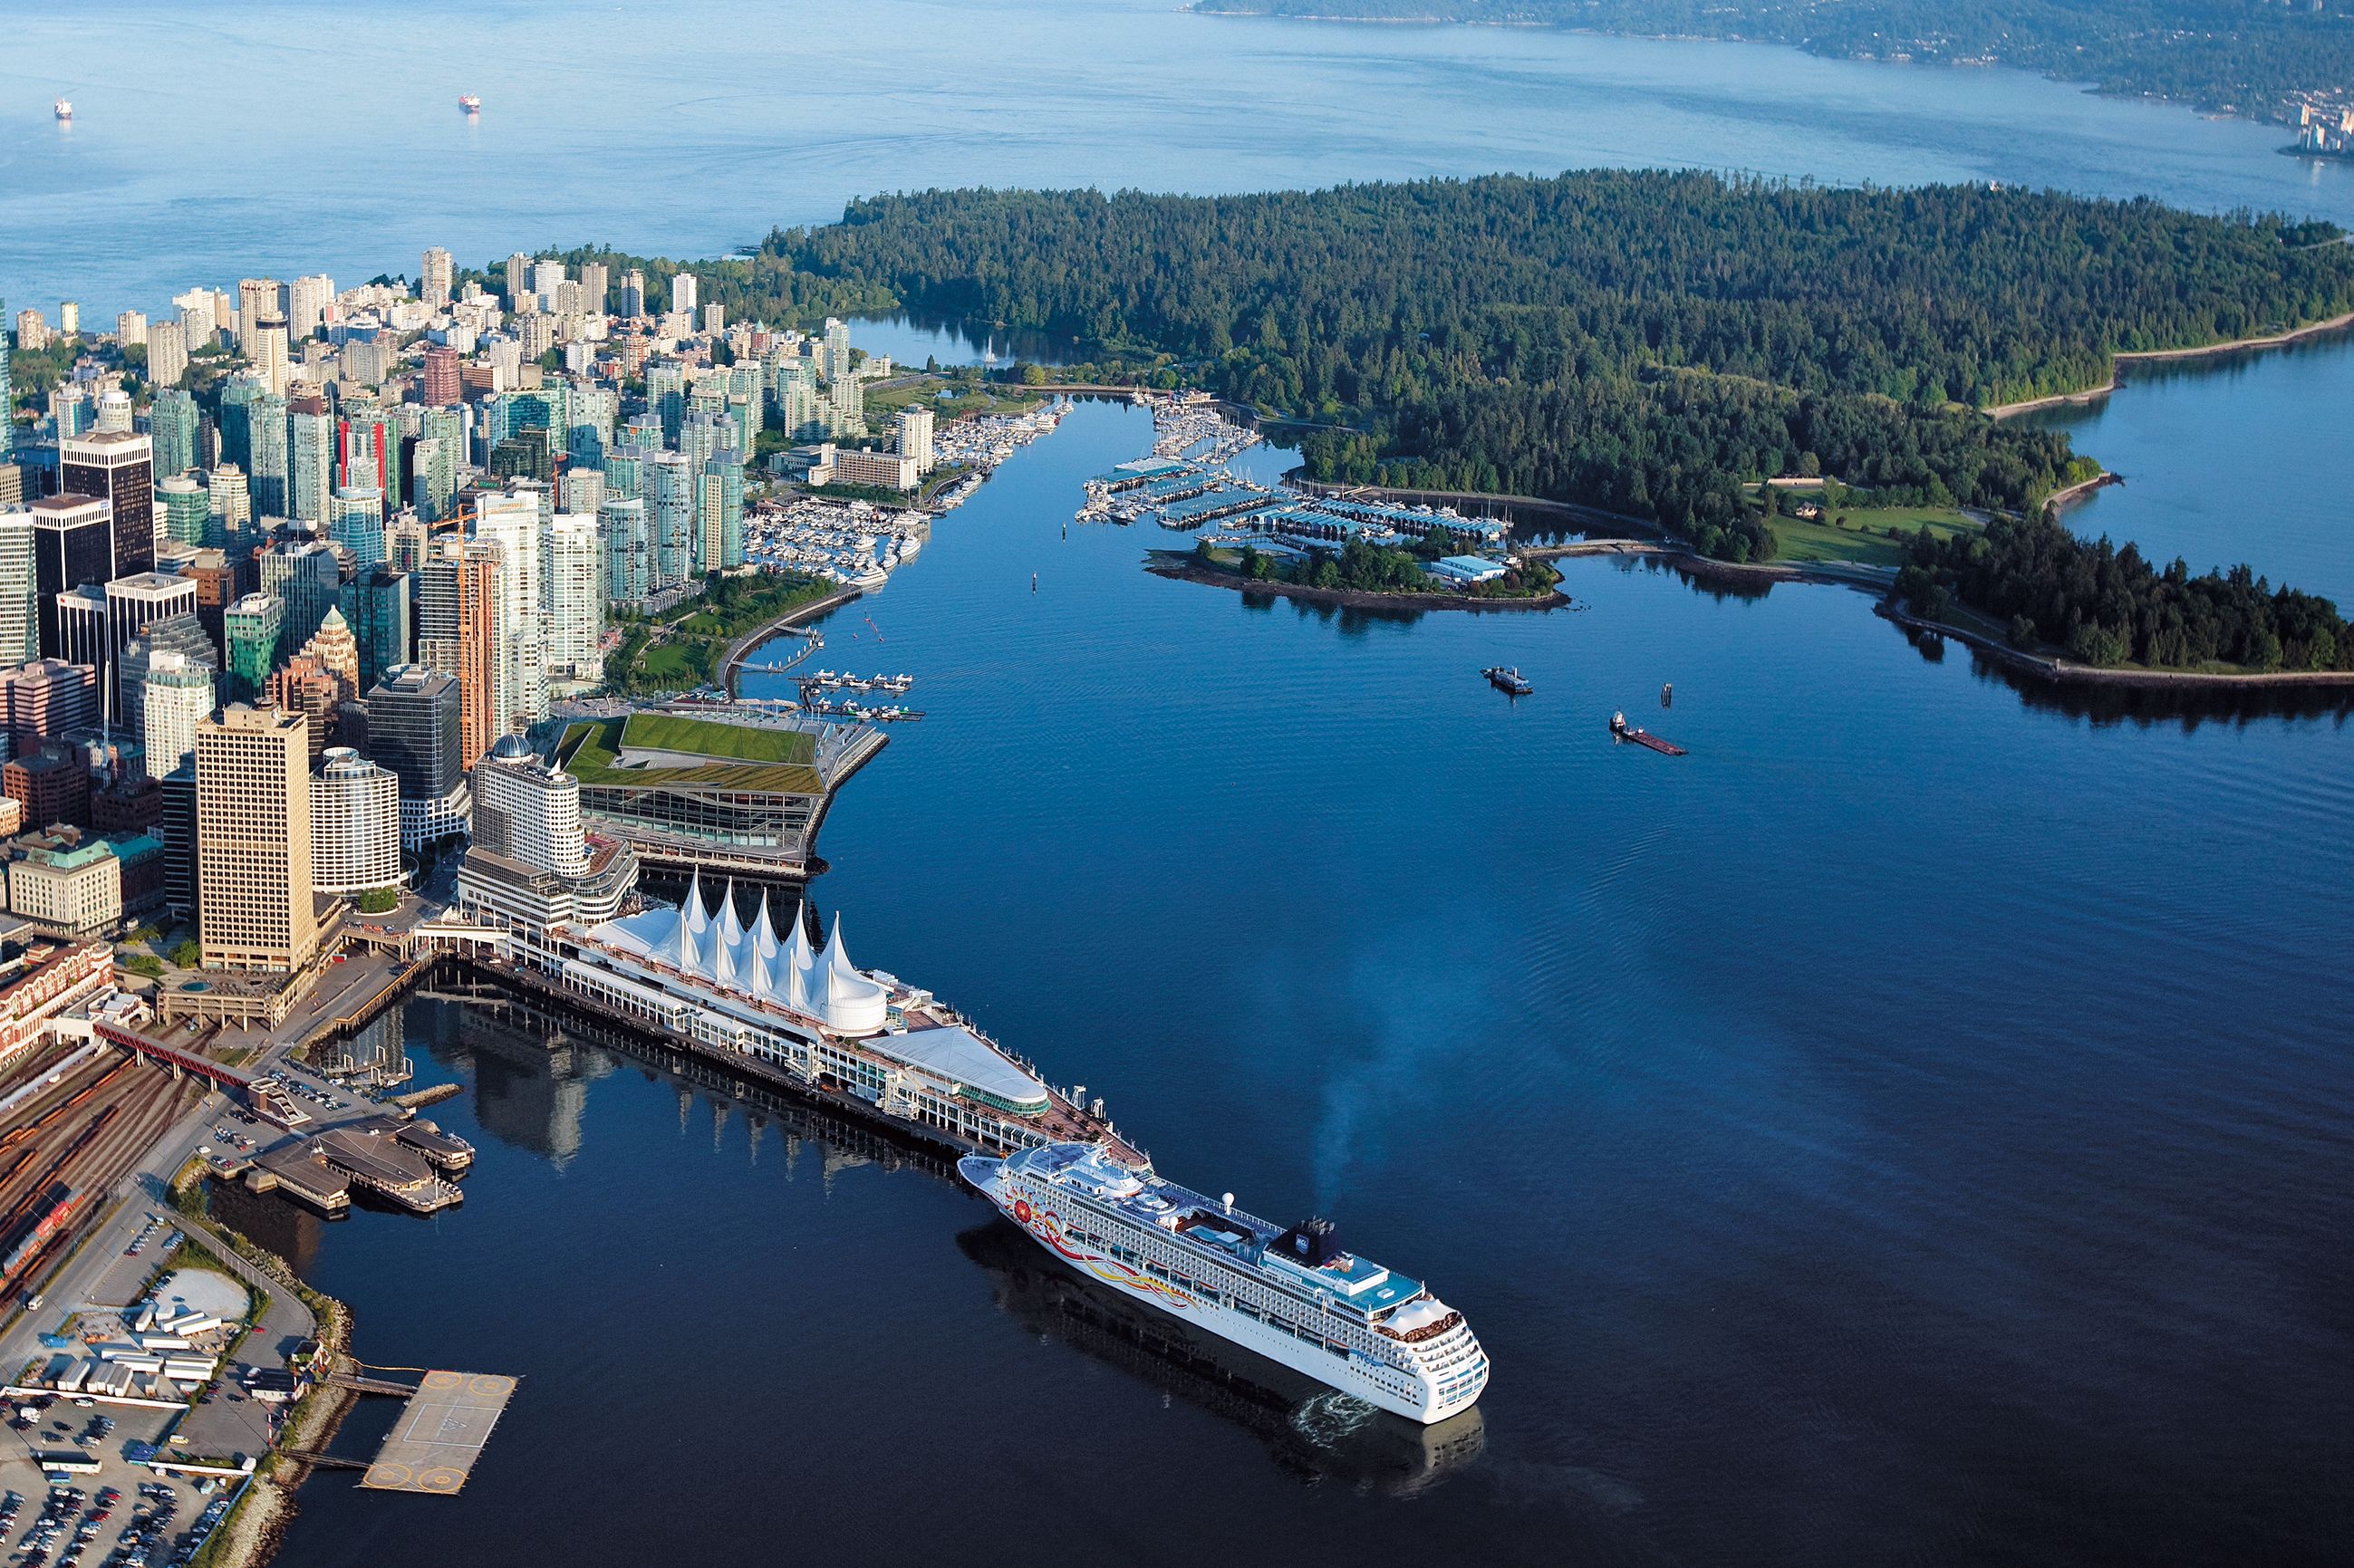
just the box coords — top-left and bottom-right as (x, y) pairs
(579, 262), (608, 315)
(505, 253), (530, 306)
(824, 317), (851, 382)
(54, 586), (108, 673)
(671, 272), (699, 318)
(365, 664), (468, 850)
(145, 320), (187, 389)
(288, 397), (333, 525)
(339, 567), (410, 690)
(204, 464), (251, 541)
(99, 572), (199, 715)
(265, 655), (342, 760)
(251, 313), (290, 396)
(59, 428), (155, 577)
(59, 301), (80, 336)
(411, 550), (498, 769)
(600, 496), (649, 605)
(543, 512), (602, 681)
(156, 476), (207, 546)
(159, 764), (198, 919)
(150, 388), (198, 478)
(29, 495), (117, 659)
(0, 660), (97, 761)
(619, 269), (645, 320)
(139, 651), (213, 775)
(894, 406), (936, 473)
(195, 705), (320, 972)
(422, 343), (461, 407)
(648, 451), (694, 590)
(257, 539), (340, 649)
(3, 751), (92, 832)
(337, 399), (396, 518)
(221, 592), (285, 703)
(0, 295), (10, 457)
(470, 493), (545, 732)
(246, 391), (288, 516)
(236, 280), (279, 356)
(286, 274), (333, 341)
(0, 511), (31, 664)
(421, 247), (454, 311)
(328, 488), (386, 566)
(217, 374), (262, 467)
(298, 603), (360, 694)
(311, 747), (400, 899)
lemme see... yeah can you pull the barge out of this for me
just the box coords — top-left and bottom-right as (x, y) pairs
(1481, 665), (1532, 697)
(1609, 710), (1686, 755)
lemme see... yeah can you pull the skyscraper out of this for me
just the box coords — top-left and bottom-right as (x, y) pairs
(671, 271), (699, 317)
(29, 494), (118, 660)
(421, 247), (454, 311)
(257, 540), (341, 649)
(221, 592), (285, 704)
(505, 253), (531, 306)
(422, 344), (461, 408)
(100, 572), (200, 717)
(251, 313), (290, 397)
(579, 262), (609, 315)
(649, 451), (694, 590)
(288, 397), (333, 526)
(246, 391), (289, 517)
(340, 568), (410, 691)
(118, 612), (215, 745)
(236, 279), (281, 357)
(328, 488), (387, 567)
(196, 705), (321, 973)
(310, 747), (400, 900)
(0, 294), (11, 459)
(365, 664), (468, 851)
(894, 405), (936, 473)
(543, 511), (603, 681)
(59, 429), (155, 577)
(0, 511), (32, 664)
(150, 388), (199, 478)
(286, 274), (333, 341)
(412, 546), (498, 769)
(337, 399), (397, 519)
(619, 270), (645, 320)
(156, 476), (207, 546)
(470, 493), (545, 732)
(824, 317), (852, 382)
(204, 465), (250, 539)
(144, 321), (188, 390)
(139, 651), (213, 776)
(600, 495), (650, 606)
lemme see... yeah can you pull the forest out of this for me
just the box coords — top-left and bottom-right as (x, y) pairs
(757, 172), (2354, 561)
(1897, 513), (2350, 672)
(1204, 1), (2354, 116)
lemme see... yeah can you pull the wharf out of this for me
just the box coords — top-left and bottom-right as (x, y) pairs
(244, 1122), (468, 1214)
(360, 1370), (518, 1496)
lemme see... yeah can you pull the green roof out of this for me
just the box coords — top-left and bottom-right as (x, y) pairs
(558, 715), (826, 797)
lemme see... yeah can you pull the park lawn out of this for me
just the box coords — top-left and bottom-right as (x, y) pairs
(639, 643), (704, 682)
(1768, 505), (1979, 567)
(621, 711), (817, 765)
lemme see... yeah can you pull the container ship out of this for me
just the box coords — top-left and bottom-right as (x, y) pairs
(961, 1142), (1488, 1423)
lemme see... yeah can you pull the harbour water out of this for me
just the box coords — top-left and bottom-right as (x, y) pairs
(261, 394), (2353, 1565)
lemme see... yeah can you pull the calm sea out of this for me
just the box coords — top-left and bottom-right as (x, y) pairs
(7, 3), (2345, 1562)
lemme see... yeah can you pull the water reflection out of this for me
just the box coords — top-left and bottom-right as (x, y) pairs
(957, 1219), (1487, 1497)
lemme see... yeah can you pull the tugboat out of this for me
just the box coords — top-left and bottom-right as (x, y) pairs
(458, 93), (482, 114)
(1481, 665), (1532, 697)
(53, 99), (72, 121)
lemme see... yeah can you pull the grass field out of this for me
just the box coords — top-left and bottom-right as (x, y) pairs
(1766, 505), (1980, 568)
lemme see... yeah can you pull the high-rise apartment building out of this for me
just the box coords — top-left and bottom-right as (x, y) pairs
(823, 317), (852, 383)
(205, 464), (250, 538)
(118, 613), (215, 746)
(618, 270), (645, 320)
(196, 705), (321, 972)
(257, 540), (341, 649)
(579, 262), (609, 315)
(246, 391), (289, 516)
(422, 343), (461, 408)
(236, 279), (280, 357)
(340, 568), (410, 691)
(311, 747), (400, 899)
(894, 405), (936, 473)
(150, 388), (198, 478)
(221, 592), (285, 704)
(421, 247), (454, 311)
(0, 295), (11, 458)
(504, 253), (531, 306)
(469, 494), (545, 732)
(544, 512), (603, 681)
(412, 546), (499, 769)
(145, 320), (188, 389)
(251, 313), (290, 396)
(288, 397), (333, 525)
(140, 651), (213, 776)
(648, 451), (694, 590)
(600, 496), (650, 606)
(286, 274), (333, 341)
(59, 429), (155, 577)
(672, 272), (699, 317)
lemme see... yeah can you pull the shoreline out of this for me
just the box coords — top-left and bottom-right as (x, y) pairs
(1984, 311), (2354, 418)
(1146, 558), (1567, 611)
(717, 586), (864, 696)
(1876, 596), (2354, 691)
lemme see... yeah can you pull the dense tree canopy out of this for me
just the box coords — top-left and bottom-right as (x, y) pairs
(759, 171), (2353, 560)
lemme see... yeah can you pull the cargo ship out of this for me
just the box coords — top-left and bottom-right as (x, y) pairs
(458, 93), (481, 114)
(1609, 710), (1686, 755)
(961, 1142), (1488, 1423)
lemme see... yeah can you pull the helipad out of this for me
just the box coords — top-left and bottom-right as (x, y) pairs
(359, 1371), (517, 1495)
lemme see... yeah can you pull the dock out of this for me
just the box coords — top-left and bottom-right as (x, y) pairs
(359, 1370), (518, 1496)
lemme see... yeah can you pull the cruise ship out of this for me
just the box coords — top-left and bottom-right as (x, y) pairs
(962, 1142), (1488, 1423)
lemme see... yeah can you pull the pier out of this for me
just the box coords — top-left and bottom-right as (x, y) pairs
(359, 1370), (519, 1496)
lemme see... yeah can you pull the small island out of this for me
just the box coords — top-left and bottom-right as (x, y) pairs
(1153, 534), (1564, 610)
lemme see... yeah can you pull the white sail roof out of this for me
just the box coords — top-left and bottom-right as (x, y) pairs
(589, 894), (891, 1035)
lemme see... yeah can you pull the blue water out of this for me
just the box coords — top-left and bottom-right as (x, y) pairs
(261, 401), (2354, 1567)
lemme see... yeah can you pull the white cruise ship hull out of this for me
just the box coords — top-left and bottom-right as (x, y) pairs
(963, 1155), (1481, 1425)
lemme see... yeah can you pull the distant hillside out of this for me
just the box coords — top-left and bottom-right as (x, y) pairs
(1196, 1), (2354, 120)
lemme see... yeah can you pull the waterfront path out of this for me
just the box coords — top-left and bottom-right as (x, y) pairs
(720, 587), (863, 696)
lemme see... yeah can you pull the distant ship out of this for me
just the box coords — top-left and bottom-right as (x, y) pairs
(458, 94), (481, 114)
(962, 1142), (1489, 1423)
(53, 100), (72, 120)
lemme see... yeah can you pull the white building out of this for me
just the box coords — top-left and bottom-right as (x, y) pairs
(286, 274), (334, 341)
(543, 511), (603, 683)
(671, 272), (699, 317)
(311, 747), (402, 899)
(0, 512), (35, 666)
(457, 737), (636, 954)
(892, 406), (935, 473)
(421, 247), (454, 310)
(7, 830), (121, 938)
(140, 652), (213, 776)
(469, 492), (548, 732)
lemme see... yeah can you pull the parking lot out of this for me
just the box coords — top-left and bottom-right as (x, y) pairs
(2, 1402), (238, 1568)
